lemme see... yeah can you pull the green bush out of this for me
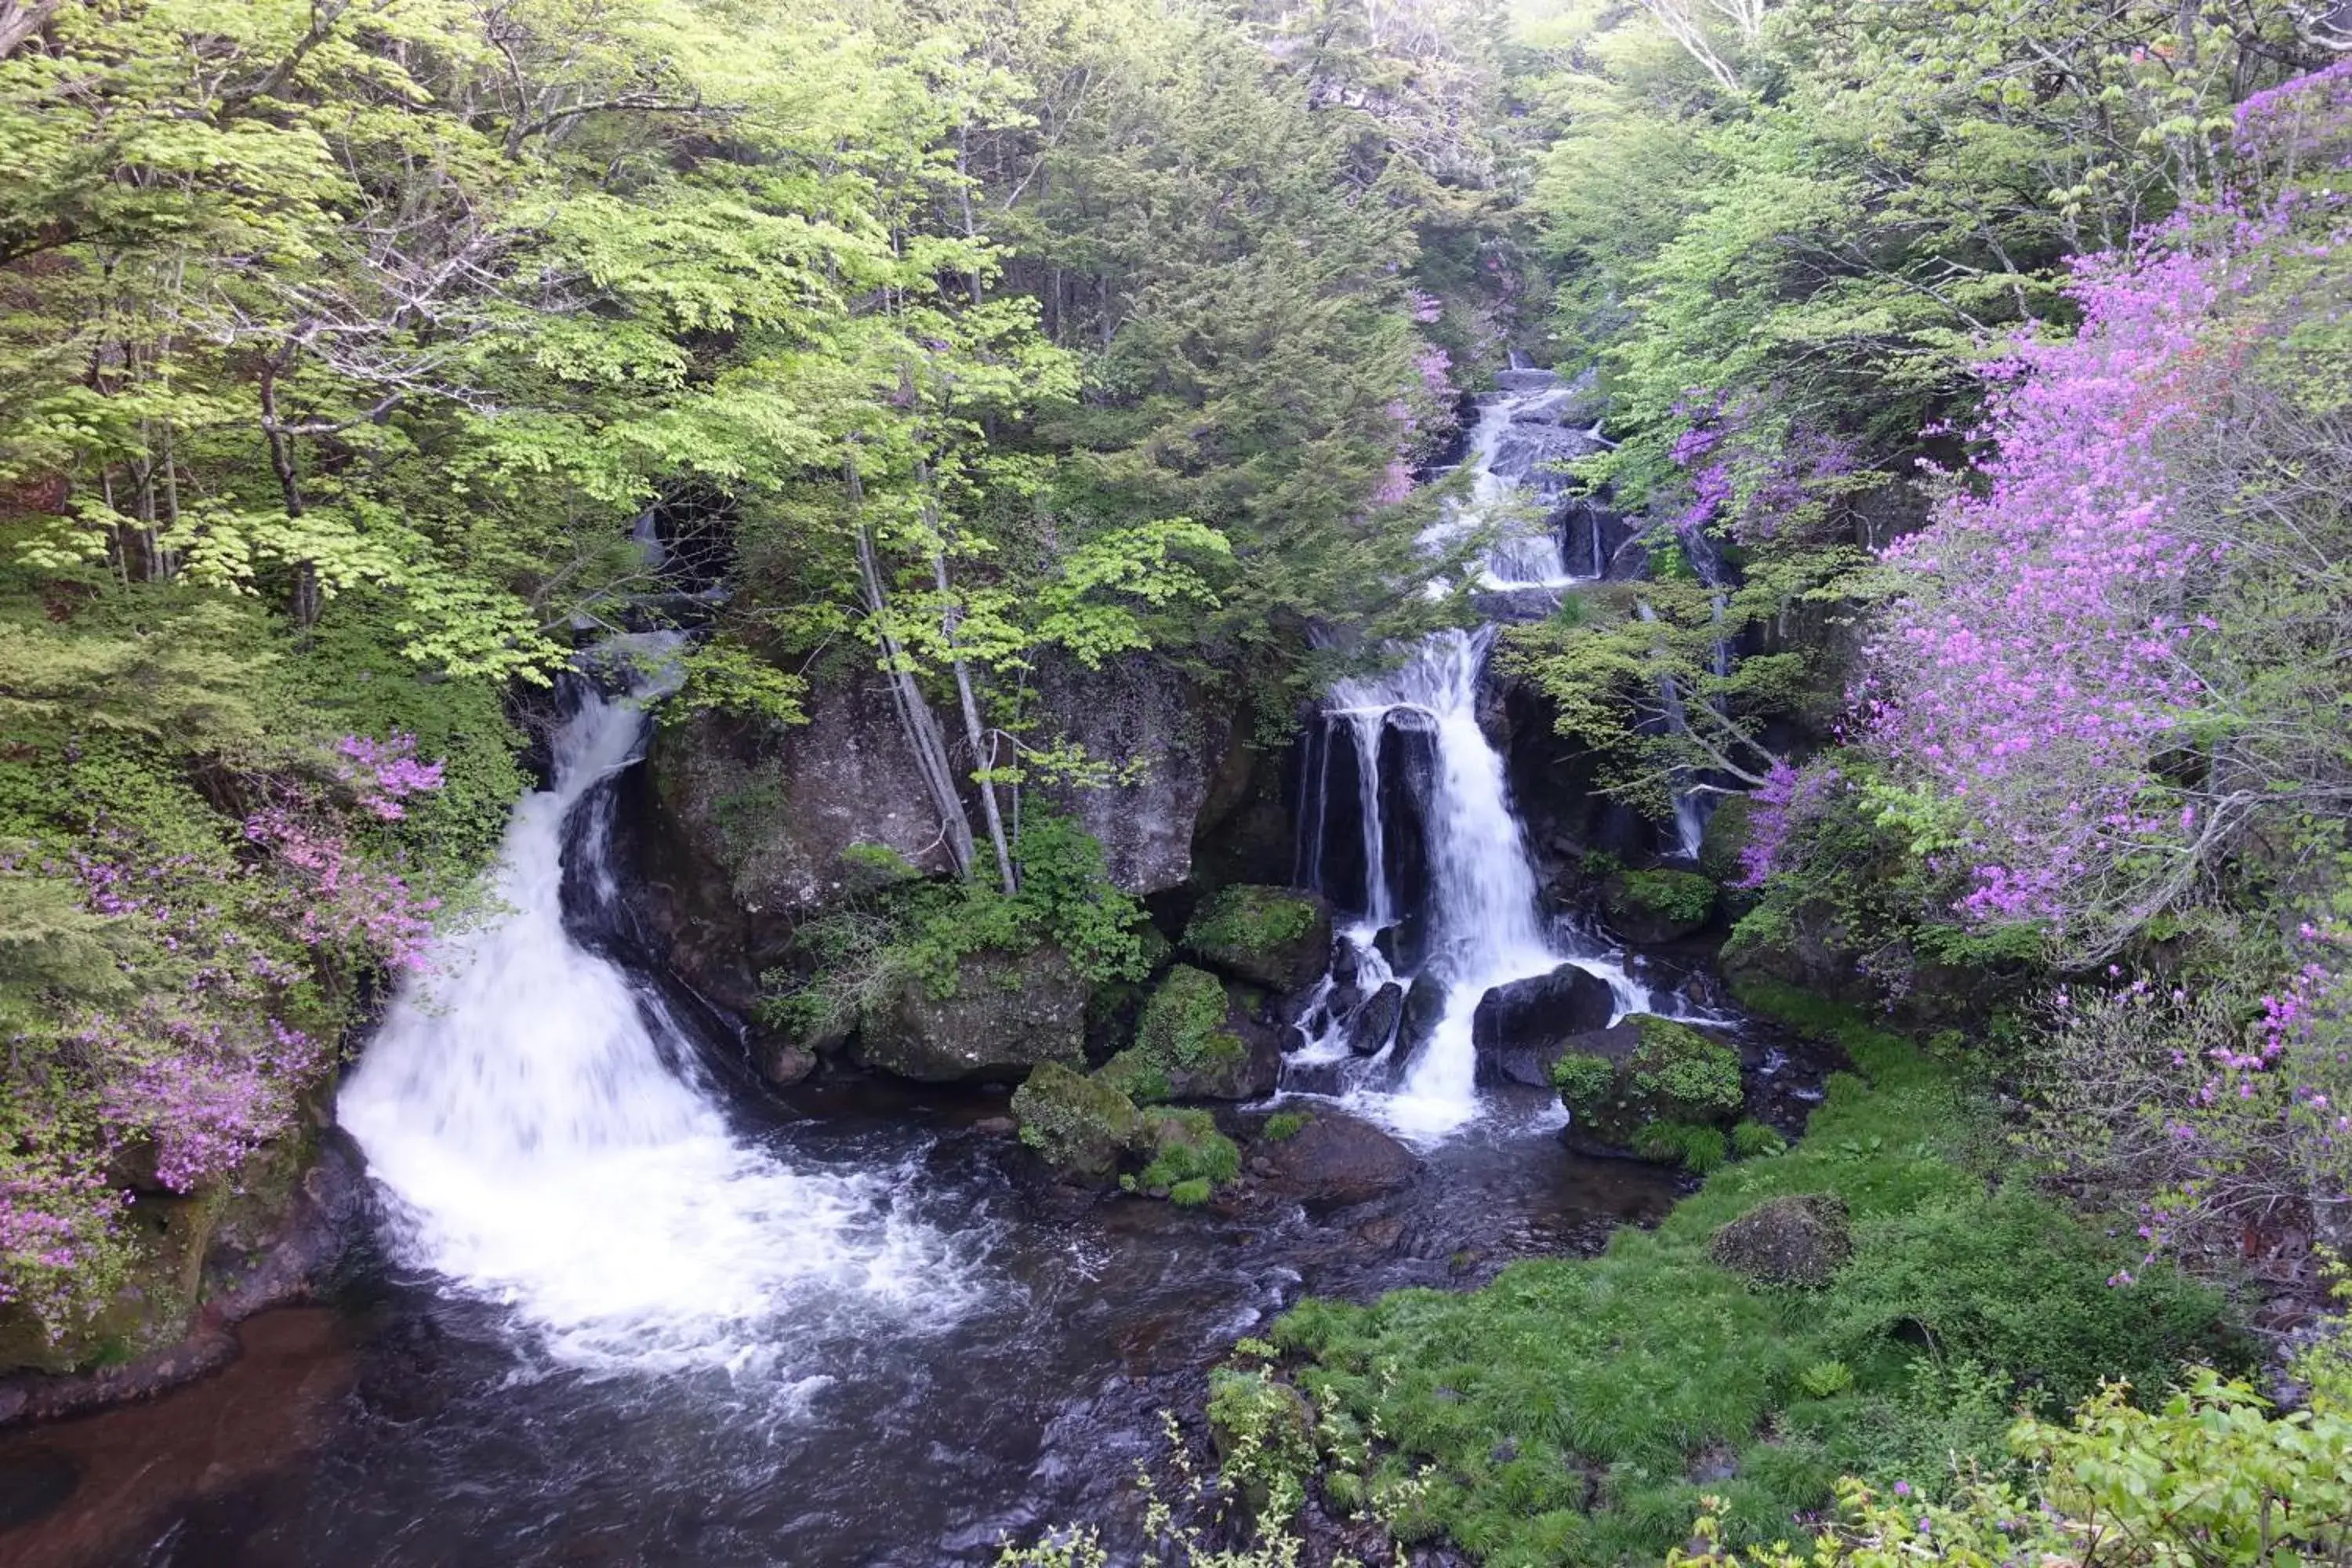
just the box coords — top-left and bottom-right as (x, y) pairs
(1263, 995), (2242, 1563)
(1135, 1108), (1241, 1194)
(1618, 867), (1718, 927)
(1730, 1120), (1788, 1160)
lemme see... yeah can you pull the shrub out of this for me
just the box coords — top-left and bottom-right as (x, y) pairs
(1730, 1120), (1787, 1160)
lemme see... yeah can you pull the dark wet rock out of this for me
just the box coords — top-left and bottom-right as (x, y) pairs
(1344, 982), (1404, 1058)
(1181, 886), (1333, 992)
(1250, 1112), (1420, 1210)
(1011, 1062), (1139, 1184)
(853, 946), (1090, 1083)
(1469, 963), (1616, 1070)
(1388, 978), (1450, 1080)
(1493, 368), (1560, 393)
(1036, 654), (1232, 896)
(1552, 1014), (1744, 1155)
(1708, 1193), (1853, 1287)
(1373, 913), (1428, 975)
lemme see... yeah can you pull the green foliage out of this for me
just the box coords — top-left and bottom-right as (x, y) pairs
(1206, 1367), (1316, 1524)
(1265, 997), (2241, 1562)
(1730, 1120), (1788, 1160)
(1618, 867), (1719, 928)
(1134, 1109), (1241, 1196)
(1634, 1120), (1730, 1174)
(1185, 887), (1317, 961)
(1262, 1111), (1311, 1144)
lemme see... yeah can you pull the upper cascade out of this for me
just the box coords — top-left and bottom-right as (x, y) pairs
(1283, 371), (1674, 1141)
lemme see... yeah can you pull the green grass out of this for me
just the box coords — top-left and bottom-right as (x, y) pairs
(1258, 988), (2241, 1564)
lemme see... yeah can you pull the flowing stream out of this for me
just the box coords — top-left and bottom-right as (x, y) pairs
(0, 374), (1768, 1568)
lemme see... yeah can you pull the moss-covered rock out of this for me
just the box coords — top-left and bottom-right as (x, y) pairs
(1131, 1107), (1243, 1203)
(1709, 1192), (1853, 1287)
(1697, 793), (1753, 886)
(1098, 964), (1280, 1102)
(1550, 1013), (1744, 1155)
(852, 944), (1090, 1083)
(1012, 1061), (1140, 1183)
(1602, 867), (1719, 945)
(1181, 884), (1333, 991)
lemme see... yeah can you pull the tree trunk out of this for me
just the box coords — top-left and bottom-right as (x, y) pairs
(848, 463), (975, 880)
(258, 360), (321, 630)
(932, 551), (1018, 895)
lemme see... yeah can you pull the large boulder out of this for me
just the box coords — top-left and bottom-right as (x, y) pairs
(1098, 965), (1282, 1103)
(1709, 1194), (1853, 1287)
(1248, 1112), (1420, 1210)
(1012, 1062), (1139, 1183)
(649, 674), (961, 921)
(853, 946), (1090, 1083)
(1182, 885), (1334, 991)
(1550, 1014), (1744, 1154)
(1469, 962), (1617, 1083)
(1388, 978), (1450, 1080)
(1035, 654), (1232, 896)
(1602, 868), (1719, 946)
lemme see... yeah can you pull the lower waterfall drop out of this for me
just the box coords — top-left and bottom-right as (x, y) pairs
(339, 646), (972, 1379)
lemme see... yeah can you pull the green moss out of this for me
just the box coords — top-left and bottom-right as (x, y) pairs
(1139, 964), (1245, 1069)
(1098, 964), (1255, 1104)
(1135, 1107), (1242, 1193)
(1556, 1015), (1744, 1149)
(1632, 1015), (1742, 1109)
(1263, 1109), (1312, 1142)
(1264, 999), (2241, 1563)
(1632, 1120), (1730, 1173)
(1549, 1051), (1615, 1106)
(1616, 867), (1719, 927)
(1181, 884), (1330, 988)
(1011, 1061), (1138, 1181)
(1168, 1177), (1214, 1207)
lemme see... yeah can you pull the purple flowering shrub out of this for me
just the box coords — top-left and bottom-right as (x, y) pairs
(0, 734), (446, 1335)
(1857, 62), (2352, 964)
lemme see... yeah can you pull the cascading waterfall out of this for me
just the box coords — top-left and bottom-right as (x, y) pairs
(1287, 377), (1653, 1138)
(340, 640), (972, 1379)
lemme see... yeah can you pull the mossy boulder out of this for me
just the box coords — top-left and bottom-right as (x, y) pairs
(1131, 1108), (1243, 1205)
(1549, 1013), (1744, 1156)
(852, 944), (1090, 1083)
(1709, 1192), (1853, 1287)
(1181, 884), (1333, 991)
(1012, 1062), (1140, 1183)
(1697, 793), (1754, 886)
(1099, 964), (1282, 1103)
(1602, 867), (1719, 945)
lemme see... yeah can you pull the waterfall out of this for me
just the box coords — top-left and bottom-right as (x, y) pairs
(339, 641), (972, 1377)
(1287, 375), (1654, 1139)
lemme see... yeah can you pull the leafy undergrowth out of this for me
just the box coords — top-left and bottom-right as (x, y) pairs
(1262, 985), (2244, 1565)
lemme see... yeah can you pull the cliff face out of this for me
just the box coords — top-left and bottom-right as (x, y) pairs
(629, 652), (1240, 1012)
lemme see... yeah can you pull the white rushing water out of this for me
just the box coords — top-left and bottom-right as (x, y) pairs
(340, 644), (971, 1380)
(1289, 376), (1657, 1139)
